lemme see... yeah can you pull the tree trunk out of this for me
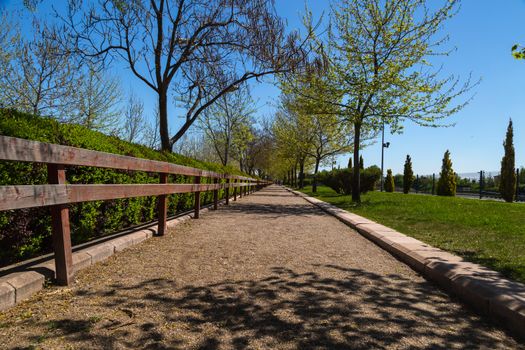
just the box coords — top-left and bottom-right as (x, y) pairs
(312, 157), (320, 193)
(352, 122), (361, 202)
(158, 90), (171, 152)
(299, 159), (305, 189)
(223, 137), (229, 167)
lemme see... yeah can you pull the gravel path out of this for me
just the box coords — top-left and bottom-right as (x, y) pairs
(0, 185), (522, 349)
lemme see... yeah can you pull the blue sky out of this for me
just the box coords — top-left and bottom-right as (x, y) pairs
(275, 0), (525, 175)
(3, 0), (525, 175)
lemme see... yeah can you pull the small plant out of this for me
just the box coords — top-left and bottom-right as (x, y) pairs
(437, 150), (456, 196)
(403, 155), (414, 194)
(385, 169), (395, 192)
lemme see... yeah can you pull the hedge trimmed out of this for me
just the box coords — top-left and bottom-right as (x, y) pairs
(0, 109), (246, 266)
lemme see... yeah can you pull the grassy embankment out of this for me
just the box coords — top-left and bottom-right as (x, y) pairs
(300, 185), (525, 284)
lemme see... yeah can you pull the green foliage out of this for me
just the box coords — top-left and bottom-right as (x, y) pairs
(500, 119), (516, 202)
(512, 44), (525, 60)
(403, 155), (414, 194)
(437, 150), (456, 196)
(319, 166), (381, 195)
(313, 0), (471, 202)
(359, 155), (364, 170)
(0, 109), (245, 265)
(384, 169), (395, 193)
(347, 157), (352, 169)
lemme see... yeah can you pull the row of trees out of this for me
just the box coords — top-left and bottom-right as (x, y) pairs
(1, 0), (475, 186)
(384, 151), (457, 196)
(383, 119), (520, 202)
(0, 1), (302, 176)
(267, 0), (473, 200)
(0, 10), (159, 147)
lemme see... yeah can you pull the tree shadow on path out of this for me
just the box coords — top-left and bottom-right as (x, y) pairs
(22, 264), (521, 349)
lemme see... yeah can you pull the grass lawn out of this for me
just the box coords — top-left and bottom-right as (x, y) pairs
(299, 185), (525, 284)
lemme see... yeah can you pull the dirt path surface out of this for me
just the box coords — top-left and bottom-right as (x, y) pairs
(0, 185), (522, 349)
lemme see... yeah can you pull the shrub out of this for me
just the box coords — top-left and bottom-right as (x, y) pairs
(500, 119), (516, 202)
(319, 166), (381, 195)
(384, 169), (395, 192)
(437, 150), (456, 196)
(403, 155), (414, 194)
(0, 109), (247, 265)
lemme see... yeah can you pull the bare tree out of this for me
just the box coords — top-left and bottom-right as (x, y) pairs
(61, 0), (310, 151)
(0, 11), (20, 89)
(122, 92), (146, 143)
(143, 103), (161, 150)
(1, 21), (78, 117)
(71, 64), (122, 132)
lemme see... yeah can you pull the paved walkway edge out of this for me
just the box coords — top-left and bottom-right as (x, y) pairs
(285, 187), (525, 338)
(0, 192), (251, 312)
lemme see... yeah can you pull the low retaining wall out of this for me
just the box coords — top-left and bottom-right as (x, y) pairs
(286, 187), (525, 338)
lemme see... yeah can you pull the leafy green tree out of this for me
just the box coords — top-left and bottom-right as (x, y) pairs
(347, 157), (352, 169)
(359, 155), (364, 170)
(403, 155), (414, 194)
(272, 104), (314, 190)
(500, 119), (516, 202)
(280, 69), (352, 192)
(302, 0), (473, 202)
(199, 84), (255, 167)
(437, 150), (456, 196)
(385, 169), (395, 192)
(512, 44), (525, 60)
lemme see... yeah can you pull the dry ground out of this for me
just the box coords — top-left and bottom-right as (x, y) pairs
(0, 185), (522, 349)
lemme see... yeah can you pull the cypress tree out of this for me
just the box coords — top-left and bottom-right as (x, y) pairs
(385, 169), (395, 192)
(348, 157), (352, 169)
(500, 119), (516, 202)
(403, 155), (414, 194)
(437, 150), (456, 196)
(359, 155), (364, 169)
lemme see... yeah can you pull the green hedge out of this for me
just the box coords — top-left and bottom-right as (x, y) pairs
(318, 166), (381, 195)
(0, 109), (246, 266)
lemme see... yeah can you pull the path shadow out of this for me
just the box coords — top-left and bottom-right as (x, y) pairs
(225, 202), (327, 219)
(20, 264), (520, 349)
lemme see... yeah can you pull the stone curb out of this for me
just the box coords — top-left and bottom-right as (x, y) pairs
(285, 187), (525, 338)
(0, 192), (245, 312)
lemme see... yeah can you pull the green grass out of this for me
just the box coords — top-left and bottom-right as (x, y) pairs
(300, 185), (525, 284)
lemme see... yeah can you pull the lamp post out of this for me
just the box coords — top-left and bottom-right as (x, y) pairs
(380, 120), (390, 192)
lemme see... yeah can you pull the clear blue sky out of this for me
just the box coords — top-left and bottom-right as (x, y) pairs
(273, 0), (525, 176)
(4, 0), (525, 176)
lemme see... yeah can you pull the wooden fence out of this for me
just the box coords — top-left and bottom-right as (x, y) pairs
(0, 135), (269, 285)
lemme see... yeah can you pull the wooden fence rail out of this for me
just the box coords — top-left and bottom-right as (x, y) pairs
(0, 135), (270, 285)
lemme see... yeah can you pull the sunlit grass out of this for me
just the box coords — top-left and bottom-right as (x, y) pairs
(300, 185), (525, 284)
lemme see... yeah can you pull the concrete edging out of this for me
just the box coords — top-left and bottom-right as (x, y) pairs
(285, 186), (525, 338)
(0, 192), (244, 312)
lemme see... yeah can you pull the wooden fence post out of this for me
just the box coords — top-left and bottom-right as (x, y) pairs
(234, 179), (237, 201)
(213, 177), (218, 210)
(158, 173), (168, 236)
(225, 178), (230, 205)
(194, 176), (201, 218)
(47, 164), (73, 286)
